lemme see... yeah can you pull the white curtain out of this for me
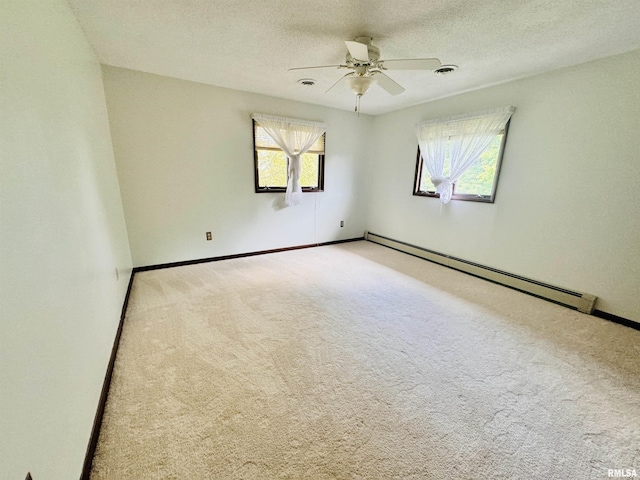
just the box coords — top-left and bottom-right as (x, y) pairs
(251, 113), (327, 207)
(416, 106), (515, 204)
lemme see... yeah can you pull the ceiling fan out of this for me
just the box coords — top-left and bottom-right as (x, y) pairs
(289, 36), (444, 113)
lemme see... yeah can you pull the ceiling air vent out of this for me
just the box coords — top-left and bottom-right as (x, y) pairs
(434, 65), (459, 75)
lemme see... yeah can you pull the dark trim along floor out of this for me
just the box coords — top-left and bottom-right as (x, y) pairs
(81, 235), (637, 478)
(592, 309), (640, 331)
(80, 271), (135, 480)
(133, 237), (364, 272)
(80, 236), (363, 479)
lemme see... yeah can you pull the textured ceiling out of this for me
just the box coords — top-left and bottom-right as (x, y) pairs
(68, 0), (640, 115)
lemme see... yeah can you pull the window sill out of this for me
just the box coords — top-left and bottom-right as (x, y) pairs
(256, 188), (324, 193)
(413, 191), (495, 203)
(413, 191), (439, 198)
(452, 194), (494, 203)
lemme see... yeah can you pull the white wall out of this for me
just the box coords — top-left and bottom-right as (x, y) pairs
(0, 1), (132, 479)
(367, 49), (640, 322)
(102, 66), (373, 267)
(1, 3), (636, 477)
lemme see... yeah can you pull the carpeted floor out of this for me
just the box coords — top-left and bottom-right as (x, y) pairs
(90, 241), (640, 479)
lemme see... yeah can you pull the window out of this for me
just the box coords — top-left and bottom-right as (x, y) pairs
(253, 120), (325, 193)
(413, 122), (510, 203)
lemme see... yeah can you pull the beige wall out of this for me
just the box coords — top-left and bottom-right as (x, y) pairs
(0, 1), (132, 478)
(102, 66), (373, 267)
(367, 49), (640, 322)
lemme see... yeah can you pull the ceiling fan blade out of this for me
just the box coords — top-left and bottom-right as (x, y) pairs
(345, 40), (369, 61)
(325, 73), (352, 93)
(381, 58), (441, 70)
(288, 64), (345, 71)
(375, 72), (405, 96)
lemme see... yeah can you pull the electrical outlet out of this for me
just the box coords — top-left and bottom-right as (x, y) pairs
(206, 231), (212, 241)
(340, 221), (344, 228)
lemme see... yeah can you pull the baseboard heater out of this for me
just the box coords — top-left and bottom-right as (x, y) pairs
(364, 231), (597, 314)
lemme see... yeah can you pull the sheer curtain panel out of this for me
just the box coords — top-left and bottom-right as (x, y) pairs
(416, 106), (515, 204)
(251, 113), (327, 207)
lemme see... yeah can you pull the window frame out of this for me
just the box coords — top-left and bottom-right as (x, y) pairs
(252, 120), (325, 194)
(412, 120), (510, 204)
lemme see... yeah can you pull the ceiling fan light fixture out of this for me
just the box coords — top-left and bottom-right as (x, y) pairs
(346, 76), (378, 96)
(434, 65), (459, 75)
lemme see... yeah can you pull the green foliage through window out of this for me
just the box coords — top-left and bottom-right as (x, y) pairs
(253, 121), (325, 192)
(414, 130), (507, 203)
(454, 134), (503, 196)
(257, 151), (320, 188)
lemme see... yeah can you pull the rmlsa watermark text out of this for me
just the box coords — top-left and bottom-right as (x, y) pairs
(608, 469), (637, 478)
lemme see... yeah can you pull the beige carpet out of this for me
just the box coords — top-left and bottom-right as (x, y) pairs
(90, 241), (640, 479)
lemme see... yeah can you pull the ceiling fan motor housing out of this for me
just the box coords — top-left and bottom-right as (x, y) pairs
(346, 36), (380, 66)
